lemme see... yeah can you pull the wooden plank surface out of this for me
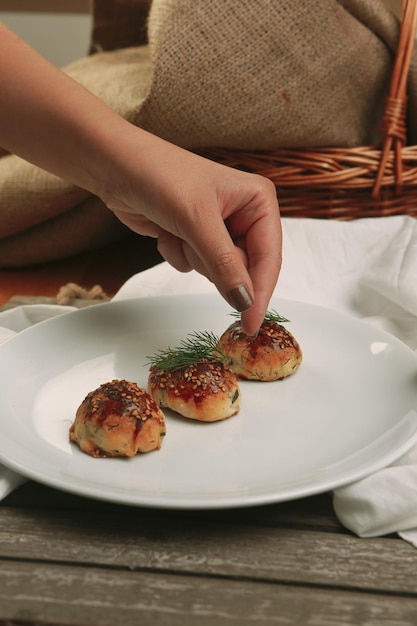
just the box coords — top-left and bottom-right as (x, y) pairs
(0, 505), (415, 594)
(2, 471), (417, 625)
(2, 559), (417, 626)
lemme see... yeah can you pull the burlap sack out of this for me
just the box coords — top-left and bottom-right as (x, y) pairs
(1, 0), (415, 267)
(138, 0), (417, 149)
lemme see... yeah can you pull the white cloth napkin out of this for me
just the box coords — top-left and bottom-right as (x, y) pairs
(0, 304), (76, 498)
(1, 215), (417, 545)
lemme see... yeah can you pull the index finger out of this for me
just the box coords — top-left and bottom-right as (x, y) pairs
(239, 203), (282, 335)
(227, 188), (282, 335)
(183, 178), (282, 336)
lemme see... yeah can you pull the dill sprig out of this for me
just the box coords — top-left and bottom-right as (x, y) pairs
(230, 309), (290, 323)
(146, 330), (226, 372)
(263, 309), (290, 323)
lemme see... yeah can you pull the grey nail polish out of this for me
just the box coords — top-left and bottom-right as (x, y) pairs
(228, 284), (253, 311)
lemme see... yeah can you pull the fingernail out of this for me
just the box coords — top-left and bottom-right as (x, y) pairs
(227, 284), (253, 312)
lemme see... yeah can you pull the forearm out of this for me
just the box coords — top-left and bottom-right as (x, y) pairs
(0, 22), (142, 197)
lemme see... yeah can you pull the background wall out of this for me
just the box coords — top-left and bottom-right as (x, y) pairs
(0, 1), (92, 67)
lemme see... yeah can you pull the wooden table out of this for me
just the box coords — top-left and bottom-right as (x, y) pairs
(2, 483), (417, 625)
(0, 235), (162, 308)
(1, 299), (417, 625)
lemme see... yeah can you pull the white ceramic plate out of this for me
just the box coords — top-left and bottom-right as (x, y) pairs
(0, 294), (416, 509)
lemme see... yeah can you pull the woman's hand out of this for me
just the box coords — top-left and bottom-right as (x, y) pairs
(101, 131), (282, 337)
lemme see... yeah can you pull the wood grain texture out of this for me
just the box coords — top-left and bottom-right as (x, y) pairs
(1, 559), (417, 626)
(0, 505), (415, 595)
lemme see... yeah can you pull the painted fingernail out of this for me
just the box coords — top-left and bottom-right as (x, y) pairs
(227, 284), (253, 312)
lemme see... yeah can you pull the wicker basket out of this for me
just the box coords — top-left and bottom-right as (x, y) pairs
(197, 0), (417, 220)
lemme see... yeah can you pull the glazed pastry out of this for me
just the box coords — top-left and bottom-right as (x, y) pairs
(69, 379), (166, 458)
(149, 357), (240, 422)
(219, 312), (302, 381)
(147, 331), (240, 422)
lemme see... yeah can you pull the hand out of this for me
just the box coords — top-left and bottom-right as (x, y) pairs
(101, 131), (282, 337)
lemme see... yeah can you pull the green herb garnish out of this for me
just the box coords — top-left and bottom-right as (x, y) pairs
(230, 309), (290, 323)
(263, 309), (290, 323)
(146, 330), (226, 372)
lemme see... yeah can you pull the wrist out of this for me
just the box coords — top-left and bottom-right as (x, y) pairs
(91, 124), (171, 212)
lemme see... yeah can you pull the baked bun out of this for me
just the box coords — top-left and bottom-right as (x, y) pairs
(219, 319), (302, 381)
(148, 358), (240, 422)
(69, 379), (166, 458)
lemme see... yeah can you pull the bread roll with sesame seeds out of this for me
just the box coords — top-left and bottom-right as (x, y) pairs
(148, 358), (241, 422)
(69, 379), (166, 458)
(219, 320), (302, 381)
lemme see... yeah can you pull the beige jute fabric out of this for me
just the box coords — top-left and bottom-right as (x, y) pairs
(139, 0), (417, 149)
(0, 46), (152, 267)
(0, 0), (415, 267)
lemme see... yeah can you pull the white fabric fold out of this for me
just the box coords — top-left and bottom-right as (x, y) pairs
(1, 215), (417, 544)
(0, 304), (75, 499)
